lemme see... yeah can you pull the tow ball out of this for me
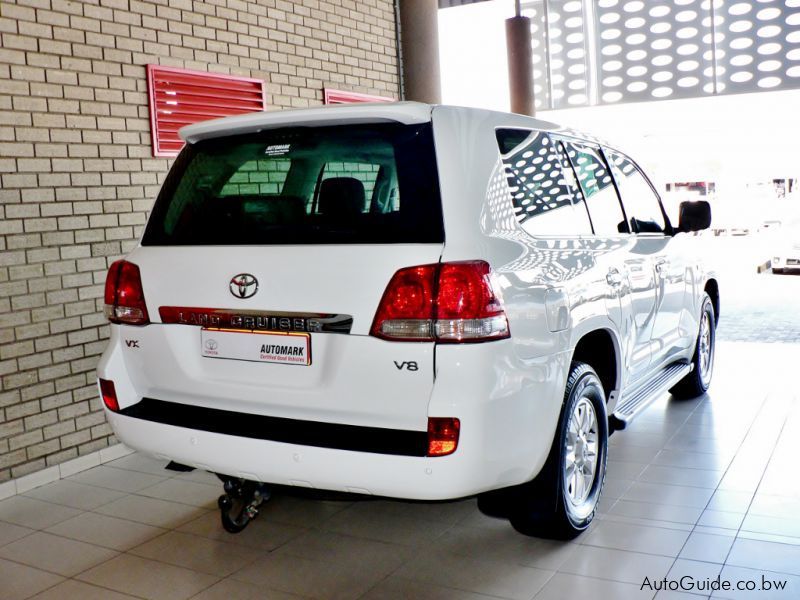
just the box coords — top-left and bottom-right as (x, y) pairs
(216, 476), (271, 533)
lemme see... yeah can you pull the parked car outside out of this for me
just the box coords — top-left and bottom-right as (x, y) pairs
(98, 103), (718, 539)
(773, 233), (800, 274)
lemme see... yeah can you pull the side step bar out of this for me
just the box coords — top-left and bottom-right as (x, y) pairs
(610, 362), (693, 431)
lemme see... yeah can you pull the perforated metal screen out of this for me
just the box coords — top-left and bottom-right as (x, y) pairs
(516, 0), (800, 109)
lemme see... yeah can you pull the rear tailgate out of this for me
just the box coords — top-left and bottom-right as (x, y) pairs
(110, 118), (445, 433)
(117, 245), (442, 431)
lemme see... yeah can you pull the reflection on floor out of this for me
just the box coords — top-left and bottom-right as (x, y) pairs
(0, 342), (798, 600)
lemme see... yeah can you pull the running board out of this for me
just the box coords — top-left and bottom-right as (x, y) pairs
(610, 363), (693, 431)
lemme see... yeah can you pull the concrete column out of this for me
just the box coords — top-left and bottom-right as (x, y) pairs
(398, 0), (442, 104)
(506, 15), (535, 116)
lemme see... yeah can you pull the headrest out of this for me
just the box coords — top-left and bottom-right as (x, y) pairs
(318, 177), (365, 217)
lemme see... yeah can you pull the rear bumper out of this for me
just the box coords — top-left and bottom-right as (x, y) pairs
(99, 331), (570, 500)
(108, 408), (480, 500)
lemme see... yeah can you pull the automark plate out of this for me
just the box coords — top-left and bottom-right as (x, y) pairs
(201, 328), (311, 366)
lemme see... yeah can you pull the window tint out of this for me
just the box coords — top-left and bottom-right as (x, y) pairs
(143, 123), (442, 245)
(496, 129), (592, 237)
(219, 158), (290, 197)
(319, 162), (389, 212)
(607, 150), (667, 234)
(563, 142), (627, 236)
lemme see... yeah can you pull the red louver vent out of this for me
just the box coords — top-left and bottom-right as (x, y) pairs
(147, 65), (266, 157)
(323, 88), (394, 104)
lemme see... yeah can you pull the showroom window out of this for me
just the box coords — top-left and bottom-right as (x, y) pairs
(562, 142), (628, 236)
(496, 129), (592, 237)
(606, 150), (668, 234)
(146, 65), (267, 157)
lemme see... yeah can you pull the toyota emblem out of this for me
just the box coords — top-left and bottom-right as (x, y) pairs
(229, 273), (258, 299)
(205, 339), (218, 351)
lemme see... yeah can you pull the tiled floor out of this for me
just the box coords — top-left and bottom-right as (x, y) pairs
(1, 341), (799, 600)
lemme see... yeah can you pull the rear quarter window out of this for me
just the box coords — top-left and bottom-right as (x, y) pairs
(496, 128), (592, 237)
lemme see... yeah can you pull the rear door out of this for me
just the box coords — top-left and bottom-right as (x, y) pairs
(124, 122), (445, 431)
(606, 149), (689, 367)
(561, 140), (656, 383)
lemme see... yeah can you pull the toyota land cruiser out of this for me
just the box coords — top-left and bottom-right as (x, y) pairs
(98, 102), (718, 539)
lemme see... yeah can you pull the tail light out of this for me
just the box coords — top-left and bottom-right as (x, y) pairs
(427, 417), (460, 456)
(104, 260), (150, 325)
(370, 261), (509, 343)
(99, 379), (119, 412)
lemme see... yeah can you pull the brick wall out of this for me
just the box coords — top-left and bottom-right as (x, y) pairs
(0, 0), (400, 482)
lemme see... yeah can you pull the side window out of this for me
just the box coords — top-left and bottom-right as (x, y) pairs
(606, 150), (667, 234)
(496, 129), (592, 237)
(563, 142), (627, 236)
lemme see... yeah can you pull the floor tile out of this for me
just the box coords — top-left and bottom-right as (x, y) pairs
(533, 572), (651, 599)
(319, 501), (453, 546)
(705, 490), (754, 514)
(396, 550), (554, 600)
(137, 478), (221, 509)
(697, 510), (745, 530)
(654, 591), (710, 599)
(0, 531), (117, 577)
(558, 544), (674, 585)
(360, 576), (503, 600)
(45, 512), (166, 551)
(68, 465), (166, 493)
(77, 554), (219, 600)
(0, 520), (33, 548)
(177, 510), (307, 551)
(95, 493), (209, 528)
(639, 465), (724, 489)
(232, 551), (390, 600)
(188, 578), (305, 600)
(28, 579), (140, 600)
(740, 513), (800, 539)
(609, 499), (703, 525)
(652, 449), (733, 471)
(0, 557), (63, 600)
(276, 530), (415, 573)
(621, 482), (715, 509)
(256, 492), (351, 527)
(669, 558), (723, 583)
(582, 520), (691, 557)
(23, 479), (125, 511)
(0, 496), (81, 530)
(104, 454), (172, 476)
(679, 532), (735, 564)
(129, 530), (261, 577)
(726, 537), (800, 576)
(748, 493), (800, 520)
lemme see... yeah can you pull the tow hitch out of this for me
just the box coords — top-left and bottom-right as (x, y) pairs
(216, 475), (271, 533)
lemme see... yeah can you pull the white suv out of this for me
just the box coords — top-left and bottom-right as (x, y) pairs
(98, 102), (718, 539)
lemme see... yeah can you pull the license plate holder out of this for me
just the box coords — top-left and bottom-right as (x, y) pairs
(201, 328), (311, 366)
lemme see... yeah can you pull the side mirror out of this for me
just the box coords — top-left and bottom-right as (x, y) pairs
(678, 201), (711, 233)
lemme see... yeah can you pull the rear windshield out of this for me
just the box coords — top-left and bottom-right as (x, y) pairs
(142, 123), (444, 245)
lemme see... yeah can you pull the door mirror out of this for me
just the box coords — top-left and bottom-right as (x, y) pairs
(678, 201), (711, 233)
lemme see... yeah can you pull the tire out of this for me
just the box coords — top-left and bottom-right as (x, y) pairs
(669, 293), (715, 400)
(508, 362), (608, 540)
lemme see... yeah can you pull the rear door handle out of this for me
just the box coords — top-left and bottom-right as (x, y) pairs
(655, 259), (668, 278)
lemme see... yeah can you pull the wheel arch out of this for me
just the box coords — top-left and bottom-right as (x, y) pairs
(704, 278), (720, 325)
(569, 327), (621, 403)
